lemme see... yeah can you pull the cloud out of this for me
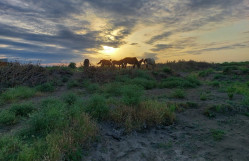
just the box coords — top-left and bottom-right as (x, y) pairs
(151, 44), (172, 52)
(146, 32), (172, 44)
(140, 52), (158, 60)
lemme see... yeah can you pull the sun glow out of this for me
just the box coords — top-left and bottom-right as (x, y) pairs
(101, 46), (117, 55)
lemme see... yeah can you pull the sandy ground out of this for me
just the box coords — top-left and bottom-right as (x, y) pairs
(84, 87), (249, 161)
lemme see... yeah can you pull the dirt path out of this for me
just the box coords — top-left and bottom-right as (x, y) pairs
(84, 102), (249, 161)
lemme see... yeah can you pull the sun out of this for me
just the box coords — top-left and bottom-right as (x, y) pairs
(101, 46), (117, 55)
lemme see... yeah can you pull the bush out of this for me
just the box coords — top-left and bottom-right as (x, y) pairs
(102, 82), (123, 96)
(68, 62), (76, 69)
(86, 83), (99, 93)
(171, 89), (186, 99)
(128, 78), (157, 90)
(24, 99), (67, 136)
(227, 87), (236, 100)
(223, 66), (238, 74)
(162, 66), (172, 74)
(1, 86), (36, 102)
(85, 95), (109, 120)
(67, 80), (80, 89)
(209, 81), (220, 88)
(132, 70), (154, 80)
(10, 103), (35, 117)
(62, 92), (78, 105)
(211, 129), (225, 141)
(198, 68), (214, 77)
(160, 76), (200, 88)
(121, 85), (143, 106)
(36, 82), (55, 92)
(109, 100), (175, 132)
(200, 92), (207, 101)
(0, 136), (23, 161)
(0, 110), (17, 125)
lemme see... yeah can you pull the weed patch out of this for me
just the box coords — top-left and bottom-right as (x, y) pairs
(1, 86), (36, 102)
(121, 85), (144, 106)
(109, 100), (175, 132)
(211, 129), (225, 141)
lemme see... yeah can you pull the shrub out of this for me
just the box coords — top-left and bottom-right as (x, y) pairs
(36, 82), (55, 92)
(86, 83), (99, 93)
(67, 80), (80, 89)
(211, 129), (225, 141)
(0, 110), (17, 125)
(160, 76), (200, 88)
(227, 87), (236, 100)
(68, 62), (76, 69)
(109, 100), (175, 132)
(24, 99), (67, 136)
(121, 85), (143, 106)
(62, 92), (78, 105)
(223, 66), (238, 74)
(0, 136), (23, 161)
(200, 92), (207, 101)
(102, 82), (123, 96)
(85, 95), (109, 120)
(171, 89), (186, 99)
(128, 78), (157, 90)
(132, 70), (154, 80)
(1, 86), (36, 102)
(198, 68), (214, 77)
(162, 66), (172, 74)
(209, 81), (220, 88)
(10, 103), (35, 117)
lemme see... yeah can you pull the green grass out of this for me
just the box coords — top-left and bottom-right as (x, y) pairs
(159, 76), (201, 89)
(102, 82), (123, 96)
(211, 129), (225, 141)
(171, 89), (186, 99)
(61, 92), (78, 105)
(121, 85), (144, 106)
(198, 68), (214, 77)
(36, 82), (55, 92)
(0, 110), (17, 125)
(132, 70), (154, 80)
(0, 103), (35, 125)
(67, 80), (80, 89)
(209, 81), (220, 88)
(200, 92), (207, 101)
(162, 66), (172, 74)
(85, 95), (109, 120)
(1, 86), (36, 102)
(128, 78), (157, 90)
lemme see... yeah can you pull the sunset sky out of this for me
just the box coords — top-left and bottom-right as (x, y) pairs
(0, 0), (249, 65)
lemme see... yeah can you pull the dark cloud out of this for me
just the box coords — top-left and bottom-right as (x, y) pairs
(151, 44), (172, 52)
(130, 43), (138, 46)
(146, 32), (172, 44)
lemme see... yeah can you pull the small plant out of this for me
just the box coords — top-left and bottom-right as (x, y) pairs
(121, 85), (143, 106)
(67, 80), (80, 89)
(128, 78), (157, 90)
(85, 95), (109, 120)
(211, 129), (225, 141)
(198, 68), (214, 77)
(62, 92), (78, 105)
(0, 110), (17, 125)
(68, 62), (76, 69)
(10, 103), (35, 117)
(86, 83), (99, 93)
(102, 82), (123, 96)
(36, 82), (55, 92)
(227, 87), (236, 100)
(1, 86), (36, 102)
(171, 89), (185, 99)
(162, 66), (172, 74)
(200, 92), (207, 101)
(109, 100), (175, 132)
(209, 81), (220, 88)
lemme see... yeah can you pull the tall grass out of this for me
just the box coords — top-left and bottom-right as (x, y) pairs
(1, 86), (36, 102)
(109, 100), (176, 132)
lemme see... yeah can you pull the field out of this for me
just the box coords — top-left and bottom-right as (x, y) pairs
(0, 60), (249, 161)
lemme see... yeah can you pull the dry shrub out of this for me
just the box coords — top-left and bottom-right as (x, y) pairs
(158, 60), (215, 71)
(109, 100), (175, 132)
(0, 62), (48, 88)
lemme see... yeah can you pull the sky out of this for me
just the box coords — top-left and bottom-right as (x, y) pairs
(0, 0), (249, 65)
